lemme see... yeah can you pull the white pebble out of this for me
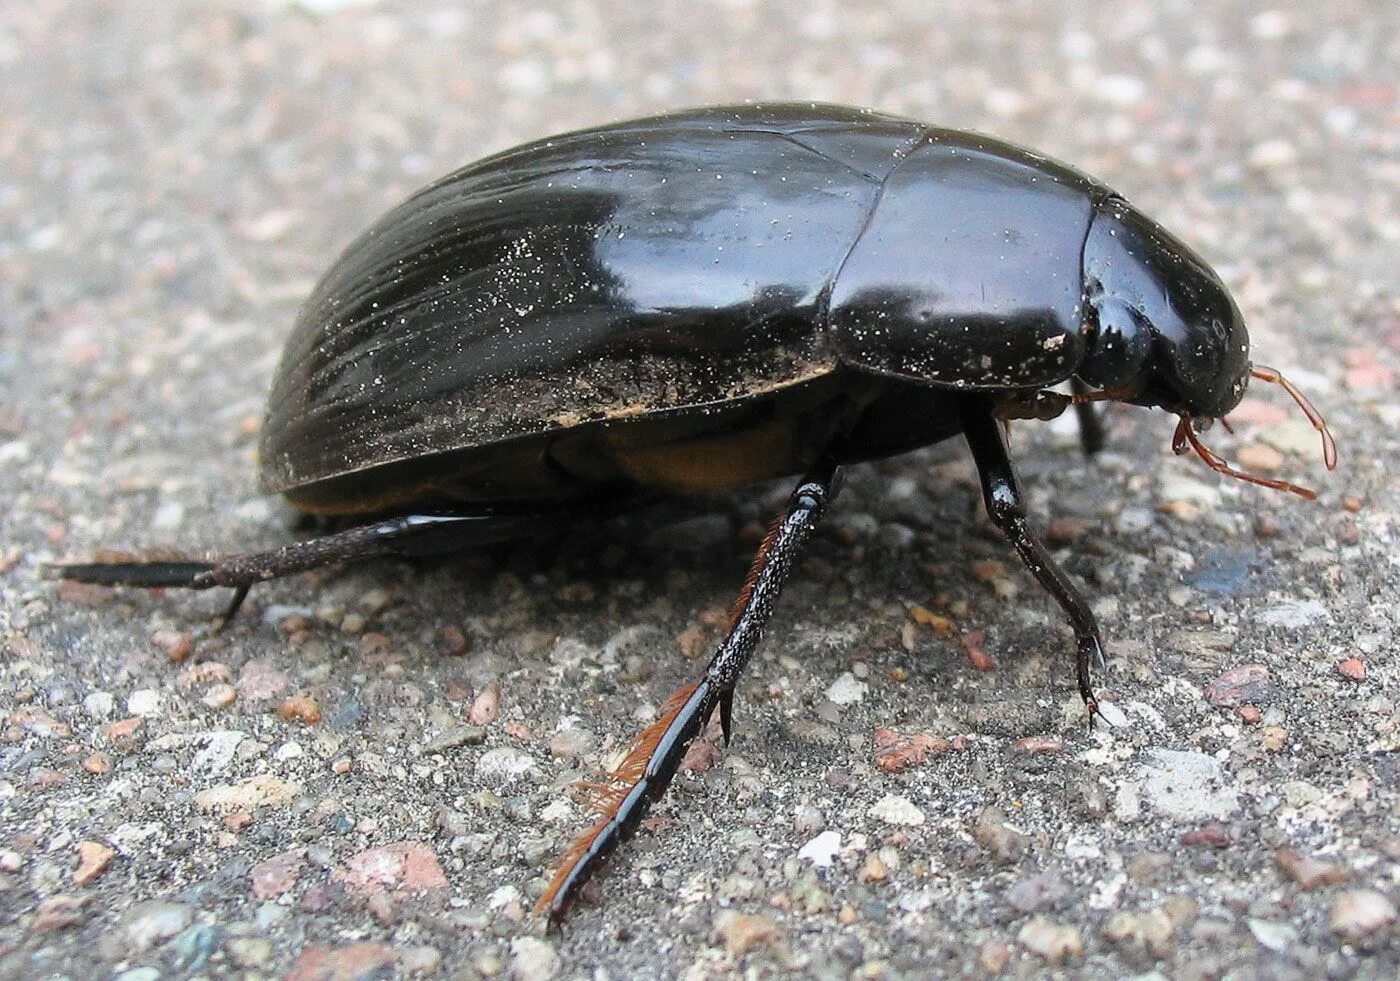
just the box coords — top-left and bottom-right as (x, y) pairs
(824, 672), (867, 706)
(797, 830), (841, 868)
(474, 748), (538, 786)
(127, 690), (161, 716)
(869, 794), (925, 827)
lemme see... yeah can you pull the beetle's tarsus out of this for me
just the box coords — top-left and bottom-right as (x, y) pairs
(718, 690), (734, 747)
(536, 463), (839, 923)
(213, 584), (252, 633)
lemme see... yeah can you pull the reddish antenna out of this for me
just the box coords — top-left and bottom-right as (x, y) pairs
(1173, 363), (1337, 500)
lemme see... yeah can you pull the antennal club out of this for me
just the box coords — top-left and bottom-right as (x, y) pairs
(1250, 364), (1338, 470)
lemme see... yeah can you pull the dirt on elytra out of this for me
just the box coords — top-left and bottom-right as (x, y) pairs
(1, 1), (1397, 979)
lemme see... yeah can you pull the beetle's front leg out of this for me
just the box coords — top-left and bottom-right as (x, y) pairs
(958, 396), (1106, 717)
(536, 462), (839, 924)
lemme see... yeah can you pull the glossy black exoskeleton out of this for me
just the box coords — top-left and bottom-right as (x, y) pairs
(55, 104), (1335, 923)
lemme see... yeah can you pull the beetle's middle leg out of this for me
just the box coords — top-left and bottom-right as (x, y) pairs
(536, 462), (838, 924)
(959, 396), (1105, 716)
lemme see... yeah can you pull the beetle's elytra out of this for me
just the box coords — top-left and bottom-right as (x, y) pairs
(55, 103), (1335, 923)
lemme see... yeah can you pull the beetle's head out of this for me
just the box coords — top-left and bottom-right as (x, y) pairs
(1078, 195), (1249, 419)
(1071, 195), (1336, 500)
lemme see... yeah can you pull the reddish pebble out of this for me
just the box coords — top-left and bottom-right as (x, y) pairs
(332, 842), (448, 898)
(1337, 657), (1366, 681)
(874, 727), (954, 772)
(29, 768), (66, 788)
(31, 896), (86, 933)
(680, 739), (723, 773)
(358, 631), (391, 652)
(979, 939), (1012, 973)
(1046, 518), (1089, 545)
(1237, 705), (1262, 724)
(237, 659), (292, 702)
(278, 695), (322, 725)
(73, 841), (115, 885)
(468, 681), (501, 725)
(1203, 664), (1272, 708)
(1228, 398), (1289, 425)
(436, 625), (469, 656)
(224, 811), (254, 832)
(1012, 736), (1063, 755)
(150, 630), (193, 663)
(698, 605), (730, 629)
(251, 849), (305, 900)
(960, 630), (995, 672)
(1342, 347), (1394, 391)
(970, 560), (1007, 585)
(102, 717), (143, 750)
(676, 624), (709, 659)
(179, 661), (231, 687)
(1182, 824), (1231, 849)
(56, 580), (114, 606)
(288, 942), (399, 981)
(1276, 848), (1349, 890)
(909, 605), (957, 637)
(1341, 496), (1363, 513)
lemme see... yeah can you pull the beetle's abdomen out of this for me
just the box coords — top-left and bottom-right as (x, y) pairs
(828, 132), (1105, 390)
(259, 106), (927, 504)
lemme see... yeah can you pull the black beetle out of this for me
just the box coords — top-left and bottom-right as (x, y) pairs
(55, 103), (1335, 922)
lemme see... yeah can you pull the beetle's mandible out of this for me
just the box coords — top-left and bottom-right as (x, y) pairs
(54, 103), (1336, 923)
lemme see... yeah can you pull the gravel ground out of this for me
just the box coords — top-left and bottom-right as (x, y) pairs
(2, 1), (1397, 978)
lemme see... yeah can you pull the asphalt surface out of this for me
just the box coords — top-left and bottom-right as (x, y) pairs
(1, 1), (1397, 978)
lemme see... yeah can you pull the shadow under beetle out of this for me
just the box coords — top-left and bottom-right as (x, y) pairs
(55, 104), (1336, 923)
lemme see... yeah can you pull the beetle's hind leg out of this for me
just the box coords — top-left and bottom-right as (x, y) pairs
(959, 396), (1107, 717)
(536, 463), (838, 924)
(47, 510), (560, 629)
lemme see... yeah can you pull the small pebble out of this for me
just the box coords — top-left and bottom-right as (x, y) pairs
(474, 747), (538, 786)
(1276, 848), (1348, 890)
(714, 910), (783, 957)
(127, 689), (161, 716)
(509, 937), (558, 979)
(825, 671), (867, 705)
(869, 794), (925, 827)
(73, 840), (115, 885)
(1103, 909), (1176, 957)
(1336, 656), (1366, 681)
(150, 630), (193, 662)
(278, 695), (322, 724)
(978, 940), (1012, 973)
(548, 726), (594, 759)
(32, 895), (86, 933)
(974, 806), (1026, 862)
(202, 684), (237, 709)
(1330, 889), (1397, 943)
(469, 681), (501, 725)
(1247, 917), (1297, 953)
(797, 830), (840, 868)
(1203, 664), (1272, 708)
(1007, 871), (1070, 913)
(873, 726), (955, 772)
(123, 900), (192, 951)
(1018, 916), (1083, 964)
